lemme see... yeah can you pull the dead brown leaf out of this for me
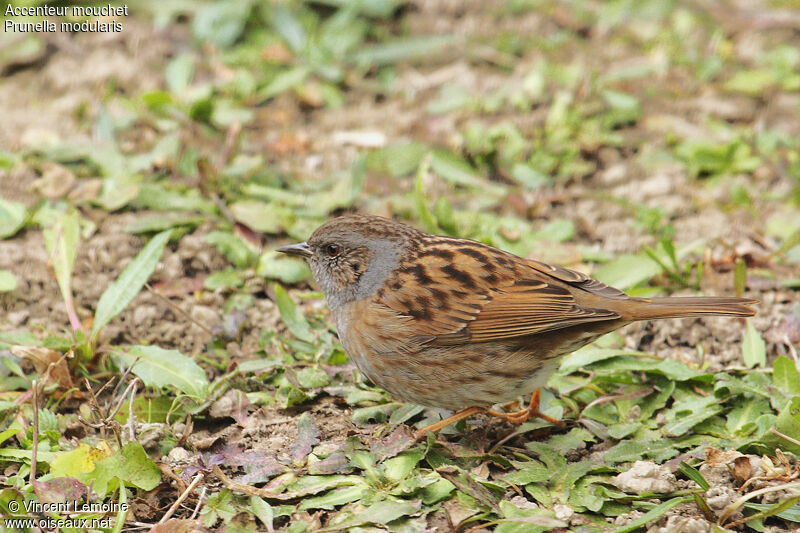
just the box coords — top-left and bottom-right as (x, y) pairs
(10, 346), (75, 390)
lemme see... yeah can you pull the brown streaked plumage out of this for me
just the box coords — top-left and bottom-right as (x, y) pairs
(278, 215), (758, 437)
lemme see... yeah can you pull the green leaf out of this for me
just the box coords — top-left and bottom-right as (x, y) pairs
(559, 347), (634, 375)
(664, 396), (722, 436)
(257, 251), (311, 284)
(204, 269), (243, 290)
(298, 484), (368, 511)
(229, 200), (294, 233)
(727, 399), (770, 437)
(533, 219), (574, 243)
(592, 253), (661, 290)
(0, 198), (26, 238)
(768, 397), (800, 455)
(724, 69), (776, 95)
(742, 318), (766, 368)
(677, 462), (710, 491)
(503, 461), (549, 485)
(206, 231), (257, 268)
(250, 496), (274, 530)
(124, 213), (204, 234)
(0, 270), (17, 292)
(258, 66), (311, 101)
(42, 211), (80, 328)
(743, 496), (800, 527)
(165, 53), (195, 94)
(352, 35), (452, 67)
(774, 356), (800, 396)
(81, 442), (160, 498)
(50, 443), (106, 478)
(112, 477), (127, 533)
(112, 345), (209, 398)
(604, 440), (678, 464)
(192, 2), (251, 48)
(92, 229), (172, 339)
(320, 498), (421, 531)
(612, 496), (693, 533)
(414, 153), (438, 233)
(274, 284), (313, 342)
(745, 501), (800, 522)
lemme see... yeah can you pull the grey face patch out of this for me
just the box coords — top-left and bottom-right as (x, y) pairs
(308, 235), (404, 310)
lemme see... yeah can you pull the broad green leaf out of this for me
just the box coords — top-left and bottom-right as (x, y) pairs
(207, 231), (257, 268)
(321, 499), (421, 531)
(229, 200), (294, 233)
(81, 442), (160, 497)
(192, 1), (251, 48)
(114, 396), (174, 424)
(726, 399), (770, 437)
(124, 213), (204, 234)
(774, 356), (800, 396)
(383, 449), (424, 483)
(257, 66), (311, 101)
(724, 69), (776, 95)
(503, 461), (549, 485)
(559, 347), (635, 375)
(0, 270), (17, 292)
(257, 251), (311, 284)
(250, 496), (274, 530)
(742, 318), (766, 368)
(0, 428), (19, 446)
(165, 53), (195, 94)
(431, 150), (506, 196)
(604, 440), (678, 464)
(0, 198), (26, 238)
(274, 284), (313, 342)
(298, 484), (368, 511)
(352, 35), (452, 67)
(204, 268), (243, 290)
(593, 253), (661, 290)
(112, 345), (209, 398)
(768, 397), (800, 455)
(50, 443), (110, 478)
(270, 5), (306, 52)
(533, 219), (574, 243)
(91, 230), (172, 339)
(664, 396), (722, 436)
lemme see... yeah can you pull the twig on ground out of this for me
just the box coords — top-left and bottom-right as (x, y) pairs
(159, 472), (205, 523)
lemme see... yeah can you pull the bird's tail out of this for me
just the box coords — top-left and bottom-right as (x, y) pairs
(623, 296), (758, 321)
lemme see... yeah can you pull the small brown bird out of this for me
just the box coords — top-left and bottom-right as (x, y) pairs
(278, 215), (757, 438)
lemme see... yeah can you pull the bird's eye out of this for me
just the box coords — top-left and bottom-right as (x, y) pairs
(325, 244), (340, 257)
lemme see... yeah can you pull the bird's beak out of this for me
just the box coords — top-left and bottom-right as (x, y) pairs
(277, 242), (312, 258)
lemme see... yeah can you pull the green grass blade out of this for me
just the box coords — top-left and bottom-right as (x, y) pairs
(91, 229), (172, 340)
(42, 212), (81, 331)
(678, 461), (710, 491)
(612, 496), (693, 533)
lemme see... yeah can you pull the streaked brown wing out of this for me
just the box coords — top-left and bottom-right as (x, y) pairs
(526, 258), (630, 300)
(378, 238), (621, 346)
(453, 280), (619, 343)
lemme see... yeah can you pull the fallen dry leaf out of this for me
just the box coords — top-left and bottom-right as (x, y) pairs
(10, 346), (75, 390)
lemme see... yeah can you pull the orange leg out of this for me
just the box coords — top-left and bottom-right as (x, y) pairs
(486, 389), (563, 426)
(413, 406), (482, 441)
(412, 391), (564, 440)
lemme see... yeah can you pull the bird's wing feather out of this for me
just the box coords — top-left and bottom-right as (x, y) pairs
(378, 239), (621, 346)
